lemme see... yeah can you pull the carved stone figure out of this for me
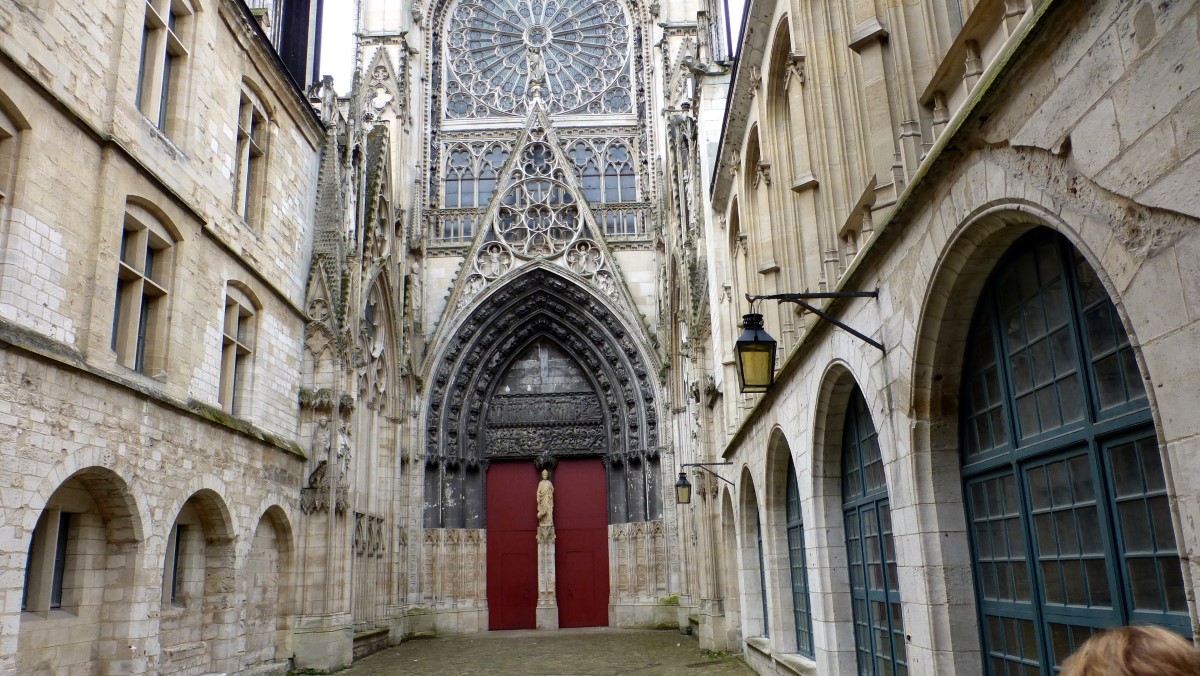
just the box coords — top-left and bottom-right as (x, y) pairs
(536, 469), (554, 526)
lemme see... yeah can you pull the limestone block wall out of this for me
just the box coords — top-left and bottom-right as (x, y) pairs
(0, 0), (322, 442)
(0, 347), (305, 674)
(0, 0), (321, 673)
(609, 519), (673, 626)
(419, 528), (486, 634)
(690, 0), (1200, 675)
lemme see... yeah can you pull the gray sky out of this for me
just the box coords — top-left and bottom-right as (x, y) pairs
(320, 2), (356, 95)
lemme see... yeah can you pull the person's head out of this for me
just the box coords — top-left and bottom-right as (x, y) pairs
(541, 469), (548, 479)
(1061, 625), (1200, 676)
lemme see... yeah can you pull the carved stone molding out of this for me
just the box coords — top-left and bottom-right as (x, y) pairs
(425, 269), (661, 527)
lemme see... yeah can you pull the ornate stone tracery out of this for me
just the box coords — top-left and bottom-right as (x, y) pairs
(425, 268), (661, 528)
(444, 0), (634, 118)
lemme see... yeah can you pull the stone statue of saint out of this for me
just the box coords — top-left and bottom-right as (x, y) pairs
(536, 469), (554, 526)
(526, 46), (547, 99)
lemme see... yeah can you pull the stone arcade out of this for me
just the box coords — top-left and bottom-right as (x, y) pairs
(2, 0), (1200, 674)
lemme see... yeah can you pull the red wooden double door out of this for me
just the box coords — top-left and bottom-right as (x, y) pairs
(486, 459), (610, 630)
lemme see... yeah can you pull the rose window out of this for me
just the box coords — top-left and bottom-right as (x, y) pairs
(444, 0), (633, 118)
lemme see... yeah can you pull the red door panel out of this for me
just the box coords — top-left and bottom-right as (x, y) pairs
(553, 459), (610, 628)
(486, 462), (539, 630)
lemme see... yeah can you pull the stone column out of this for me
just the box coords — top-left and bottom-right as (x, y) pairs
(536, 525), (559, 630)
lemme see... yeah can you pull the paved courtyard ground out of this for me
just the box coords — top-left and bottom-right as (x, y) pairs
(337, 628), (754, 675)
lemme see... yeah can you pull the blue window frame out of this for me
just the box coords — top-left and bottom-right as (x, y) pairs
(757, 519), (770, 636)
(842, 388), (906, 676)
(961, 230), (1187, 675)
(786, 458), (814, 657)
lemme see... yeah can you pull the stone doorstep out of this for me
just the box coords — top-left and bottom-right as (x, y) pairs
(353, 627), (390, 641)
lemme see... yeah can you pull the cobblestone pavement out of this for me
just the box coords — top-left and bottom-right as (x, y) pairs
(337, 628), (754, 675)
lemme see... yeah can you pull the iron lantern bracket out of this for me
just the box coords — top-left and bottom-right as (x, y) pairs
(746, 291), (885, 353)
(682, 462), (735, 487)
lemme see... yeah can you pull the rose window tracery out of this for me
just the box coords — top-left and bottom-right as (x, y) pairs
(444, 0), (633, 118)
(494, 142), (581, 257)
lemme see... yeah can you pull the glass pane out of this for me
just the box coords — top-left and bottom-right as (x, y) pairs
(1119, 501), (1153, 552)
(1085, 558), (1111, 606)
(1128, 558), (1160, 610)
(1077, 506), (1101, 554)
(1149, 496), (1176, 549)
(1068, 455), (1094, 502)
(1042, 560), (1064, 604)
(1162, 559), (1187, 612)
(1017, 395), (1039, 437)
(1075, 255), (1107, 307)
(1062, 560), (1085, 604)
(1043, 279), (1069, 326)
(1029, 466), (1050, 510)
(1139, 438), (1166, 492)
(1047, 461), (1071, 507)
(1059, 374), (1084, 425)
(1049, 623), (1097, 668)
(1012, 351), (1032, 392)
(1084, 304), (1116, 355)
(1094, 354), (1124, 409)
(1109, 441), (1141, 497)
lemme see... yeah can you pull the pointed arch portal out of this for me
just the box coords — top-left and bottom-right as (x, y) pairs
(425, 268), (661, 529)
(426, 269), (658, 629)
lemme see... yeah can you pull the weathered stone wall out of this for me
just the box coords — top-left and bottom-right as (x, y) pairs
(0, 0), (320, 672)
(0, 347), (305, 673)
(692, 0), (1200, 674)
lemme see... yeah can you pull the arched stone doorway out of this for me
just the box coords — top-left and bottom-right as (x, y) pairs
(424, 269), (662, 629)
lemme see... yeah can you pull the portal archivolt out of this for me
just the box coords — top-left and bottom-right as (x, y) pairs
(424, 268), (660, 528)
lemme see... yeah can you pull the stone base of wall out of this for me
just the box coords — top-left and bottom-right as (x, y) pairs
(352, 627), (390, 661)
(242, 661), (290, 676)
(429, 607), (488, 635)
(610, 601), (678, 629)
(697, 610), (731, 653)
(291, 615), (353, 672)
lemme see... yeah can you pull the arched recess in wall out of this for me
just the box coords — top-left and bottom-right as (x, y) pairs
(355, 271), (402, 489)
(765, 17), (813, 295)
(159, 489), (238, 674)
(742, 126), (765, 262)
(0, 87), (30, 206)
(764, 427), (814, 657)
(950, 226), (1185, 672)
(907, 208), (1048, 662)
(727, 197), (748, 332)
(241, 505), (294, 672)
(738, 467), (770, 639)
(18, 467), (143, 674)
(423, 267), (661, 528)
(810, 363), (901, 673)
(719, 487), (743, 645)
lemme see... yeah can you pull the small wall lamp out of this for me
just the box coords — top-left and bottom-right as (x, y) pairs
(675, 462), (734, 504)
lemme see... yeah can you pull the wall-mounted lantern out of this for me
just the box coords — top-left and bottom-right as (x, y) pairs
(736, 291), (884, 392)
(675, 462), (734, 504)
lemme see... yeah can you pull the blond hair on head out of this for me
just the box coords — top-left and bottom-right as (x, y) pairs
(1061, 625), (1200, 676)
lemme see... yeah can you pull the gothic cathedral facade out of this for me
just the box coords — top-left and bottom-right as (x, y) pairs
(3, 0), (1200, 674)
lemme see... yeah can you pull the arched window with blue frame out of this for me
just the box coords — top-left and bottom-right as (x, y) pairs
(786, 457), (814, 657)
(842, 387), (906, 676)
(960, 229), (1187, 675)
